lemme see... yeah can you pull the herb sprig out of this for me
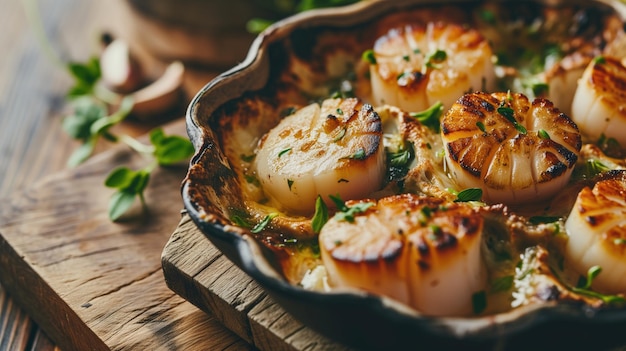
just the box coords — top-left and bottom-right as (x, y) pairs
(64, 58), (194, 221)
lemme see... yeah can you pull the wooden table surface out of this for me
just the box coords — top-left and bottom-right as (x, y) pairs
(0, 0), (251, 349)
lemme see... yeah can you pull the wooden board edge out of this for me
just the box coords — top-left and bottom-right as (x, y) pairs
(0, 232), (109, 351)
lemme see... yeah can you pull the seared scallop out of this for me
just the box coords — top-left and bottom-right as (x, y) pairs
(571, 56), (626, 146)
(441, 92), (582, 205)
(255, 98), (384, 215)
(319, 194), (486, 316)
(564, 171), (626, 294)
(368, 21), (496, 113)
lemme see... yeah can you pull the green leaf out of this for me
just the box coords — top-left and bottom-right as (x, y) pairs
(454, 188), (483, 202)
(67, 138), (96, 167)
(153, 136), (195, 165)
(362, 49), (377, 64)
(246, 18), (273, 34)
(62, 97), (107, 140)
(149, 128), (165, 145)
(410, 101), (443, 133)
(105, 167), (135, 188)
(389, 149), (411, 167)
(108, 190), (136, 221)
(472, 290), (487, 314)
(498, 102), (527, 135)
(90, 96), (134, 136)
(312, 195), (329, 233)
(333, 200), (374, 223)
(528, 216), (560, 225)
(130, 170), (150, 194)
(251, 213), (279, 233)
(67, 57), (101, 97)
(328, 194), (347, 211)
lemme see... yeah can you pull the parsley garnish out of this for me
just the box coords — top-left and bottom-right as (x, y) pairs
(241, 153), (256, 162)
(278, 148), (292, 157)
(362, 49), (377, 64)
(344, 148), (366, 160)
(251, 213), (279, 233)
(572, 266), (625, 305)
(454, 188), (483, 202)
(537, 129), (550, 139)
(425, 49), (447, 69)
(104, 128), (194, 221)
(497, 102), (527, 134)
(581, 159), (610, 179)
(311, 195), (329, 233)
(332, 127), (347, 142)
(528, 216), (560, 225)
(329, 194), (374, 223)
(410, 101), (443, 133)
(476, 121), (486, 133)
(287, 179), (294, 190)
(472, 290), (487, 314)
(63, 55), (194, 221)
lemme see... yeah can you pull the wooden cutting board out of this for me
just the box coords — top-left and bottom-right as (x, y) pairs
(0, 118), (350, 350)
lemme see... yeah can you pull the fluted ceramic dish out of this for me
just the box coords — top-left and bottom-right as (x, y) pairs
(182, 1), (626, 350)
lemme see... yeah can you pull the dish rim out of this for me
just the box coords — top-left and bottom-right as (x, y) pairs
(181, 0), (626, 345)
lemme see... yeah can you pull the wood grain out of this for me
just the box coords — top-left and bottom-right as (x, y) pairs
(0, 119), (253, 351)
(162, 215), (355, 351)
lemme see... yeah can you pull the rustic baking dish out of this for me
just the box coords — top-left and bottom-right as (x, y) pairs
(182, 0), (626, 349)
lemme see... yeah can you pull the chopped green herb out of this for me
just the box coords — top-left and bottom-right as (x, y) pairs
(571, 266), (626, 305)
(528, 216), (560, 225)
(575, 159), (611, 179)
(425, 49), (447, 69)
(251, 213), (279, 233)
(362, 49), (377, 64)
(402, 55), (410, 62)
(312, 196), (329, 233)
(241, 153), (256, 162)
(476, 121), (486, 133)
(333, 127), (347, 142)
(287, 179), (294, 190)
(329, 194), (374, 223)
(472, 291), (487, 314)
(278, 148), (292, 157)
(531, 83), (549, 96)
(420, 206), (433, 219)
(593, 56), (606, 64)
(338, 178), (349, 183)
(413, 48), (421, 54)
(336, 108), (344, 115)
(455, 188), (483, 202)
(230, 210), (252, 228)
(430, 224), (442, 236)
(389, 149), (411, 167)
(244, 174), (260, 186)
(537, 129), (550, 140)
(597, 133), (623, 157)
(497, 102), (527, 134)
(344, 148), (366, 160)
(410, 101), (443, 133)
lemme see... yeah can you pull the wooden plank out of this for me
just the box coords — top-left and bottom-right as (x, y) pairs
(162, 215), (355, 351)
(0, 119), (251, 351)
